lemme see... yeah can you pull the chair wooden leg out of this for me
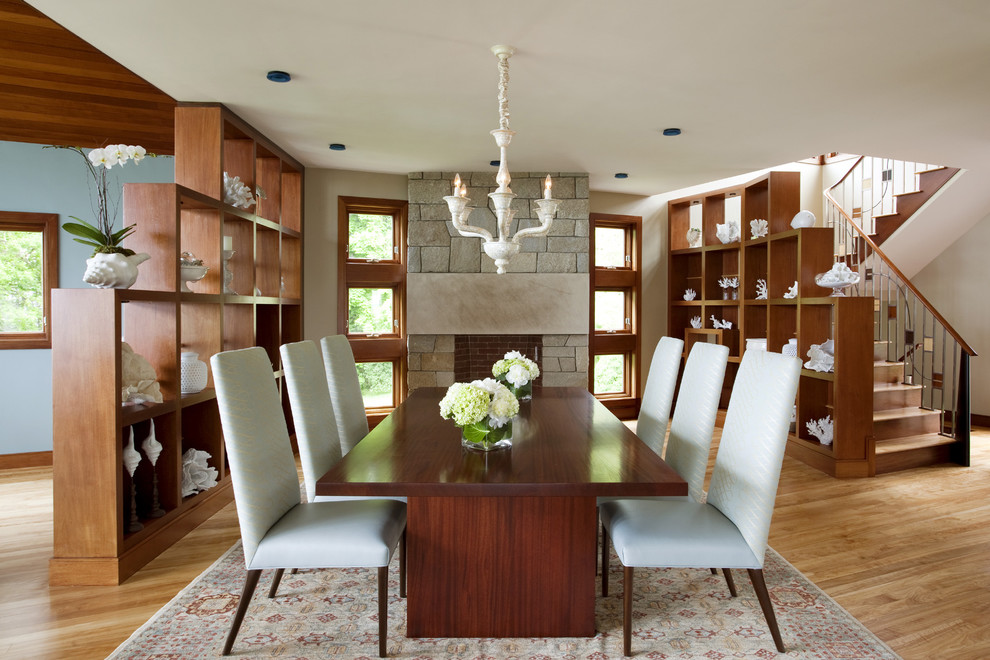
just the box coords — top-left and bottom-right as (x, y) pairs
(399, 528), (407, 598)
(710, 568), (718, 575)
(722, 567), (737, 597)
(267, 568), (285, 598)
(222, 569), (261, 656)
(378, 566), (388, 657)
(290, 568), (298, 575)
(748, 568), (785, 653)
(623, 566), (634, 657)
(601, 524), (610, 597)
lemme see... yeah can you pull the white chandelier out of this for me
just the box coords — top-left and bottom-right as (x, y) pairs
(443, 45), (559, 274)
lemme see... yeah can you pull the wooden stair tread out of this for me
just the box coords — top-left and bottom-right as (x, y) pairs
(874, 382), (923, 393)
(874, 406), (940, 422)
(875, 433), (956, 454)
(873, 211), (901, 219)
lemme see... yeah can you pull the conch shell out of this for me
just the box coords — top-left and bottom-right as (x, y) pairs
(83, 252), (150, 289)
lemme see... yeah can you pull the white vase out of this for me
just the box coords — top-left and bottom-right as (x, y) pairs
(790, 210), (817, 229)
(83, 252), (150, 289)
(180, 352), (208, 394)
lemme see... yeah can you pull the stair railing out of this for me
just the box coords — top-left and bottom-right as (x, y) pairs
(827, 155), (942, 236)
(824, 161), (974, 465)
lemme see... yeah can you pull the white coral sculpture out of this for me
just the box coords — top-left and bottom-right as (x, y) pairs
(750, 218), (769, 239)
(710, 315), (733, 330)
(715, 218), (740, 244)
(756, 278), (768, 300)
(806, 415), (834, 445)
(223, 172), (256, 209)
(718, 276), (739, 290)
(783, 281), (799, 299)
(181, 448), (219, 497)
(690, 315), (702, 329)
(683, 288), (697, 301)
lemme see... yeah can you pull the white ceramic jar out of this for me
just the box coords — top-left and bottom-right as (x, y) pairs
(180, 352), (208, 394)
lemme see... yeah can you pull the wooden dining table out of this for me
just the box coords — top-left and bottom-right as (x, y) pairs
(315, 386), (687, 638)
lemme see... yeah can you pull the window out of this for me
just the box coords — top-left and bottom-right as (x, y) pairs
(0, 211), (58, 349)
(589, 213), (641, 418)
(338, 197), (407, 427)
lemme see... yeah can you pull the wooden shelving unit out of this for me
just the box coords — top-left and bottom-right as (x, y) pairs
(50, 104), (304, 585)
(668, 171), (874, 477)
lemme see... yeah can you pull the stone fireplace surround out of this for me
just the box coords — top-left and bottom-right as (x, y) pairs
(405, 171), (591, 393)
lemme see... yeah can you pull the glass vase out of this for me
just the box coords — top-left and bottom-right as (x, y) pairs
(496, 375), (533, 401)
(461, 419), (513, 452)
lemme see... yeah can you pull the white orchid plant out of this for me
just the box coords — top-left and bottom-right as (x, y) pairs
(492, 350), (541, 398)
(47, 144), (161, 256)
(439, 378), (519, 447)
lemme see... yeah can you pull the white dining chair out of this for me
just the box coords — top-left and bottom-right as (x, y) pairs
(635, 336), (685, 455)
(212, 346), (406, 657)
(281, 340), (406, 501)
(599, 341), (728, 586)
(320, 334), (370, 455)
(600, 349), (801, 656)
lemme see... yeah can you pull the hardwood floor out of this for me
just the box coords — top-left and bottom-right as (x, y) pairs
(1, 429), (988, 659)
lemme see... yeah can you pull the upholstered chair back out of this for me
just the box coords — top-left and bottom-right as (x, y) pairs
(706, 349), (800, 564)
(636, 336), (685, 455)
(664, 341), (729, 501)
(320, 335), (370, 455)
(280, 340), (344, 502)
(211, 347), (302, 567)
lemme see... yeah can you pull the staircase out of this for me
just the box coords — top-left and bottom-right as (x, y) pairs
(825, 156), (974, 474)
(872, 343), (958, 473)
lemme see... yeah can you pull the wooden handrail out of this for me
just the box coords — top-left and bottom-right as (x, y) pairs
(824, 185), (977, 356)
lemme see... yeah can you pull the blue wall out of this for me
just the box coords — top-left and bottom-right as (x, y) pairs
(0, 140), (174, 454)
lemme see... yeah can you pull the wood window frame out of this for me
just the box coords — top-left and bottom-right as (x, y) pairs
(590, 213), (641, 419)
(0, 211), (58, 349)
(337, 196), (408, 427)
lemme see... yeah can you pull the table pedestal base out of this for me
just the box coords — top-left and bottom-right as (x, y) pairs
(406, 495), (597, 638)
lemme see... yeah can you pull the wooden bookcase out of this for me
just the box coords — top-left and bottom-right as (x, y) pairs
(668, 171), (874, 477)
(50, 104), (304, 585)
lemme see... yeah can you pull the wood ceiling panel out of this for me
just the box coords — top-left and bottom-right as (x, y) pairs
(0, 0), (176, 153)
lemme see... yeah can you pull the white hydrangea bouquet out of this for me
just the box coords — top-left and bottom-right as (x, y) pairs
(439, 378), (519, 451)
(491, 350), (540, 401)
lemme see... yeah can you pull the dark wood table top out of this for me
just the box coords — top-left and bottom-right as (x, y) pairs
(315, 387), (687, 498)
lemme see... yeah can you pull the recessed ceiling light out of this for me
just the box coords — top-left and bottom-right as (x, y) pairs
(614, 173), (629, 179)
(328, 143), (346, 151)
(266, 70), (291, 83)
(662, 128), (682, 136)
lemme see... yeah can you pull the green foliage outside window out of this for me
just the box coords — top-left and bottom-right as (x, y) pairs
(0, 230), (44, 332)
(348, 213), (394, 261)
(348, 288), (394, 334)
(594, 354), (625, 394)
(356, 361), (394, 408)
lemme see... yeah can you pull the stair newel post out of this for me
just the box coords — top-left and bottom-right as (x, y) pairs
(953, 352), (971, 467)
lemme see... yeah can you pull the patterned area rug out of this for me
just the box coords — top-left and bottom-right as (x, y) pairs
(108, 542), (900, 659)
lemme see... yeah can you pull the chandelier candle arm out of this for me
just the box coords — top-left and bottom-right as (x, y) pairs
(443, 45), (558, 274)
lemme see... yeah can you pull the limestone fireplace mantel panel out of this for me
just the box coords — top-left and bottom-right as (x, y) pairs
(407, 273), (589, 335)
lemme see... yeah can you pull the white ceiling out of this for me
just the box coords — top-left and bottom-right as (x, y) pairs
(26, 0), (990, 197)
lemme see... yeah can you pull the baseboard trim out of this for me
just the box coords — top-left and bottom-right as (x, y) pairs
(0, 450), (53, 469)
(971, 413), (990, 428)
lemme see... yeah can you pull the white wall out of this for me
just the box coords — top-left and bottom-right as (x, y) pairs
(911, 212), (990, 415)
(302, 169), (408, 342)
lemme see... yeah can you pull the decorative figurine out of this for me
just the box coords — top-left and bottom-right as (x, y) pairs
(750, 218), (769, 239)
(755, 278), (768, 300)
